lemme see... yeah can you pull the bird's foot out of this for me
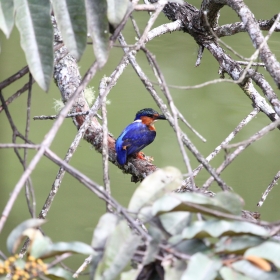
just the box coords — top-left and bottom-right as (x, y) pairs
(136, 152), (154, 163)
(136, 152), (145, 160)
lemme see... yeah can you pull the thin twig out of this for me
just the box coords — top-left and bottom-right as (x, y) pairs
(24, 73), (36, 218)
(181, 108), (260, 190)
(195, 45), (204, 67)
(0, 61), (99, 233)
(33, 111), (102, 120)
(0, 144), (40, 149)
(134, 4), (157, 11)
(73, 255), (92, 278)
(236, 61), (265, 67)
(119, 34), (229, 191)
(47, 253), (72, 269)
(141, 47), (195, 188)
(44, 147), (151, 240)
(0, 78), (35, 113)
(257, 171), (280, 207)
(0, 65), (29, 90)
(100, 77), (112, 212)
(203, 117), (280, 189)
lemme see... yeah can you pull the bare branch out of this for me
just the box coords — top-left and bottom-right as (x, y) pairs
(0, 58), (99, 233)
(0, 65), (29, 90)
(33, 111), (102, 120)
(118, 34), (230, 191)
(0, 79), (35, 113)
(203, 117), (280, 189)
(257, 171), (280, 208)
(180, 108), (259, 190)
(100, 77), (112, 213)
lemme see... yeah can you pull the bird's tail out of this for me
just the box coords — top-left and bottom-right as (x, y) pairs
(116, 147), (127, 165)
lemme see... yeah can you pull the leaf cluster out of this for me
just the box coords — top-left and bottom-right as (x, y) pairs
(0, 0), (130, 91)
(90, 167), (280, 280)
(2, 167), (280, 279)
(2, 219), (94, 279)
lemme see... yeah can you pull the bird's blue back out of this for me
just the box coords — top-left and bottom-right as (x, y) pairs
(116, 121), (156, 165)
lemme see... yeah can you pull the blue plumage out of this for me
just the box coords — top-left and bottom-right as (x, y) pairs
(115, 108), (166, 165)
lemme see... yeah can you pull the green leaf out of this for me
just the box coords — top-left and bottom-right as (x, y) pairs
(94, 220), (141, 280)
(120, 269), (139, 280)
(85, 0), (109, 68)
(219, 266), (251, 280)
(14, 259), (26, 270)
(46, 267), (75, 280)
(30, 235), (52, 259)
(138, 206), (153, 223)
(91, 213), (118, 248)
(215, 192), (243, 215)
(169, 238), (209, 256)
(39, 241), (94, 259)
(128, 167), (182, 213)
(91, 213), (118, 277)
(14, 0), (53, 91)
(142, 226), (163, 265)
(159, 211), (191, 235)
(181, 253), (222, 280)
(215, 235), (265, 254)
(182, 220), (269, 239)
(0, 0), (14, 37)
(107, 0), (129, 27)
(163, 259), (187, 280)
(245, 241), (280, 269)
(52, 0), (87, 60)
(152, 191), (243, 217)
(7, 219), (46, 254)
(232, 260), (280, 280)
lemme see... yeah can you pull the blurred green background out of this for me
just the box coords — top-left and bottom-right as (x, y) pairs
(0, 0), (280, 274)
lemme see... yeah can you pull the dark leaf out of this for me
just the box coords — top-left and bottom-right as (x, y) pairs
(0, 0), (14, 37)
(52, 0), (87, 60)
(85, 0), (109, 67)
(215, 235), (265, 254)
(14, 0), (53, 91)
(169, 238), (209, 256)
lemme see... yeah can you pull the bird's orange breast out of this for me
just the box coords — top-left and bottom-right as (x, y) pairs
(141, 116), (156, 131)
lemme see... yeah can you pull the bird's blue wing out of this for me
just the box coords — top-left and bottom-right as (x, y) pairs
(115, 122), (156, 165)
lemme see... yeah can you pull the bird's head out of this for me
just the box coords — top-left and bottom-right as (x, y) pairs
(134, 108), (166, 125)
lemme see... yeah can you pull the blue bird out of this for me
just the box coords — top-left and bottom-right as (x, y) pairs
(115, 108), (166, 165)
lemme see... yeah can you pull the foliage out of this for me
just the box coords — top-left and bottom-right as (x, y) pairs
(1, 219), (94, 279)
(2, 168), (280, 279)
(0, 0), (130, 90)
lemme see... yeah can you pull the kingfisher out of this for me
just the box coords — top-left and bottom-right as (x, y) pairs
(115, 108), (167, 165)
